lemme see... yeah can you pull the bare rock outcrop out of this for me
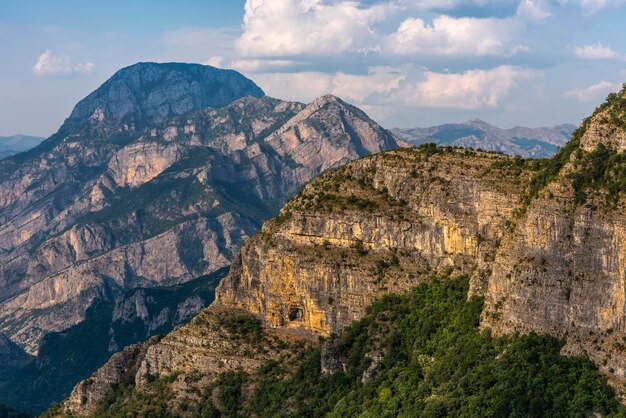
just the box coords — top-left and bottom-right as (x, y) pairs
(217, 148), (525, 336)
(0, 65), (399, 356)
(64, 337), (159, 416)
(61, 86), (626, 414)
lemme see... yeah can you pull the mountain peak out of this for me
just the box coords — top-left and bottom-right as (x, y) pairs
(66, 62), (264, 128)
(313, 94), (342, 105)
(579, 83), (626, 152)
(465, 118), (496, 128)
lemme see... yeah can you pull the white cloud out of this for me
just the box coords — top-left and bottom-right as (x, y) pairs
(204, 56), (225, 67)
(230, 59), (298, 72)
(393, 65), (541, 109)
(252, 66), (405, 103)
(32, 50), (94, 77)
(166, 0), (557, 67)
(388, 15), (527, 57)
(558, 0), (626, 13)
(237, 0), (397, 57)
(564, 81), (619, 102)
(253, 65), (539, 112)
(574, 42), (619, 59)
(516, 0), (552, 20)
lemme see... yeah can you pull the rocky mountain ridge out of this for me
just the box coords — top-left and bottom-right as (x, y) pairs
(58, 145), (534, 416)
(0, 63), (401, 414)
(58, 85), (626, 416)
(393, 119), (576, 158)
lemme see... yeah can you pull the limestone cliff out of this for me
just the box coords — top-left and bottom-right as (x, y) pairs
(482, 86), (626, 386)
(217, 148), (528, 336)
(59, 146), (534, 415)
(62, 83), (626, 413)
(0, 63), (402, 413)
(59, 81), (626, 418)
(0, 66), (399, 357)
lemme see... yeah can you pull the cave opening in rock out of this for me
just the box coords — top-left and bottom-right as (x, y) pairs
(289, 306), (304, 321)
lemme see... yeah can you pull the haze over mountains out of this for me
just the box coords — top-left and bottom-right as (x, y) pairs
(0, 135), (44, 159)
(393, 119), (576, 158)
(0, 62), (400, 413)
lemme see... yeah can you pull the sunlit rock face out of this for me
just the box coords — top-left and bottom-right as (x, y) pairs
(0, 63), (400, 356)
(61, 88), (626, 414)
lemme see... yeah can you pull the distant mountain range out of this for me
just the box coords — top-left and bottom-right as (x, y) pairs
(392, 119), (577, 158)
(0, 135), (44, 159)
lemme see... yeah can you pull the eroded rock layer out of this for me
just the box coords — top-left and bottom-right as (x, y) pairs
(60, 146), (534, 415)
(0, 63), (401, 414)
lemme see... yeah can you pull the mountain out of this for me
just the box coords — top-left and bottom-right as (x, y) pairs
(58, 85), (626, 416)
(392, 119), (576, 158)
(0, 134), (44, 159)
(0, 333), (28, 366)
(0, 63), (400, 413)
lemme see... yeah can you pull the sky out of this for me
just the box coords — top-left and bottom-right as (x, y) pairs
(1, 0), (626, 137)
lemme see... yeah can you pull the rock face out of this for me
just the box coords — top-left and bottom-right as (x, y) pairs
(481, 88), (626, 382)
(217, 148), (526, 335)
(0, 63), (400, 413)
(59, 147), (531, 415)
(63, 337), (159, 417)
(61, 85), (626, 413)
(393, 119), (575, 158)
(65, 62), (264, 127)
(0, 64), (399, 357)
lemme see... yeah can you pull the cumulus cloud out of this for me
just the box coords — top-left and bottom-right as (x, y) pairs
(387, 15), (527, 57)
(253, 65), (539, 112)
(574, 42), (619, 59)
(237, 0), (534, 60)
(153, 0), (623, 125)
(237, 0), (397, 57)
(516, 0), (552, 20)
(251, 66), (405, 103)
(394, 65), (541, 109)
(32, 50), (95, 77)
(564, 81), (620, 102)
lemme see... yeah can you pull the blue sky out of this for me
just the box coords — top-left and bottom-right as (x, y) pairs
(2, 0), (626, 137)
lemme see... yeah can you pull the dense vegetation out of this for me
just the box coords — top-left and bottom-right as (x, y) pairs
(526, 84), (626, 204)
(570, 144), (626, 204)
(236, 275), (624, 418)
(90, 275), (626, 417)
